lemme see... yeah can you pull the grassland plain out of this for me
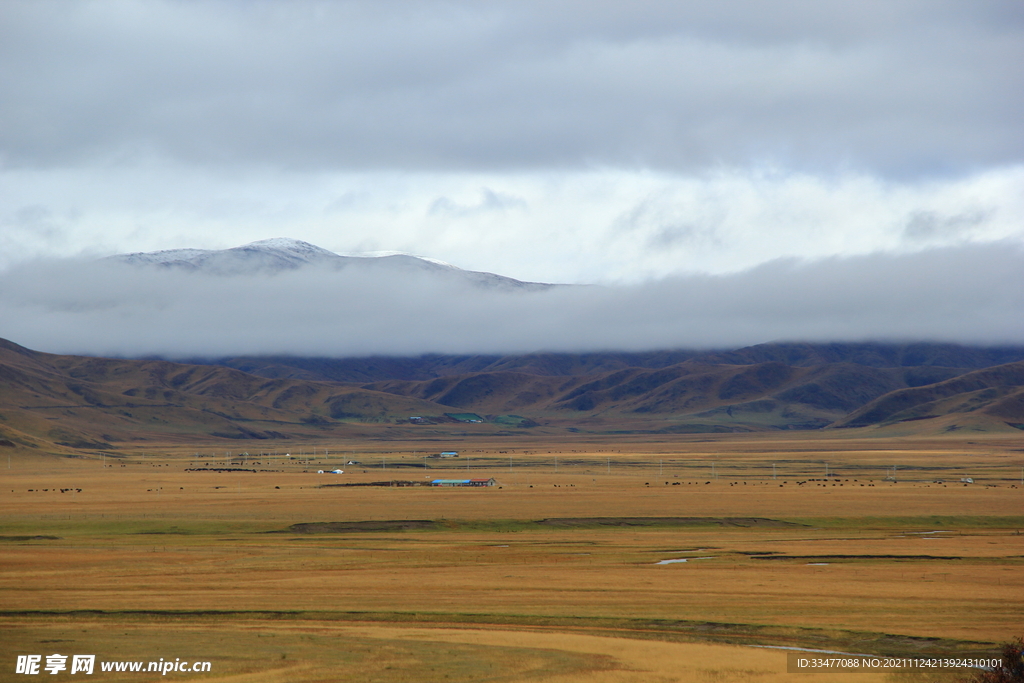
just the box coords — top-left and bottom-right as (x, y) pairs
(1, 431), (1022, 682)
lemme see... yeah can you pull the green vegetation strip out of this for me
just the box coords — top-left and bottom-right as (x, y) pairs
(0, 610), (998, 658)
(282, 517), (810, 533)
(784, 516), (1024, 529)
(4, 515), (1023, 537)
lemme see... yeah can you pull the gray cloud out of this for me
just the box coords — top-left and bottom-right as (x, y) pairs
(613, 195), (723, 251)
(1, 243), (1021, 358)
(428, 188), (528, 216)
(903, 209), (989, 242)
(1, 0), (1021, 176)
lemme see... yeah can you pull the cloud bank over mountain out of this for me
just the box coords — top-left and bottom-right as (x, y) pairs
(2, 242), (1021, 358)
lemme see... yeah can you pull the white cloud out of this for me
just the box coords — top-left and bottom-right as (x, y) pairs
(2, 163), (1022, 283)
(1, 243), (1022, 358)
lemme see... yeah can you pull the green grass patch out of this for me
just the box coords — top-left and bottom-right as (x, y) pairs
(443, 413), (484, 422)
(278, 517), (810, 534)
(783, 516), (1024, 530)
(491, 415), (536, 427)
(7, 515), (1023, 541)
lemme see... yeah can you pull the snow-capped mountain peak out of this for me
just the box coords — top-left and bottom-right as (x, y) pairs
(106, 239), (556, 290)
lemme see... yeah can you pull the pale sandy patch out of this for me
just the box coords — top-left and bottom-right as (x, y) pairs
(317, 623), (890, 683)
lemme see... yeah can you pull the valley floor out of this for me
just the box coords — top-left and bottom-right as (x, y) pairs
(2, 432), (1022, 682)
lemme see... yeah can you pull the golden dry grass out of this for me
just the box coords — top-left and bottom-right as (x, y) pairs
(1, 431), (1021, 681)
(2, 617), (923, 683)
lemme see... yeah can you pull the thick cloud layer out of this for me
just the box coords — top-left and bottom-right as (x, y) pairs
(2, 1), (1021, 175)
(1, 1), (1021, 336)
(2, 244), (1022, 358)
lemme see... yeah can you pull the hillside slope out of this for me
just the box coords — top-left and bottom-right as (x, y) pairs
(362, 360), (974, 430)
(0, 338), (447, 452)
(5, 337), (1024, 455)
(201, 342), (1024, 383)
(835, 361), (1024, 429)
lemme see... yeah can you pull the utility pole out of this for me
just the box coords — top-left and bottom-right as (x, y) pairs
(773, 463), (776, 480)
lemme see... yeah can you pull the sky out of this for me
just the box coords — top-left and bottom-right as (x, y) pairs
(1, 1), (1023, 356)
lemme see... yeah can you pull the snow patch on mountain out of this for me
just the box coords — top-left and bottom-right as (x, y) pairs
(349, 250), (460, 269)
(107, 239), (555, 290)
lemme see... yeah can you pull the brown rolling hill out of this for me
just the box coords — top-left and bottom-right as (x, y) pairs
(834, 361), (1024, 430)
(200, 342), (1024, 383)
(4, 337), (1024, 455)
(0, 338), (445, 453)
(196, 350), (705, 383)
(361, 360), (975, 431)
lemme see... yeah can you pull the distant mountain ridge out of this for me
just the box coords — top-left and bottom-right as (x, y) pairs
(107, 238), (556, 290)
(198, 342), (1024, 383)
(4, 338), (1024, 455)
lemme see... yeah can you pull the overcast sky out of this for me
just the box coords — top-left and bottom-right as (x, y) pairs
(1, 1), (1023, 355)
